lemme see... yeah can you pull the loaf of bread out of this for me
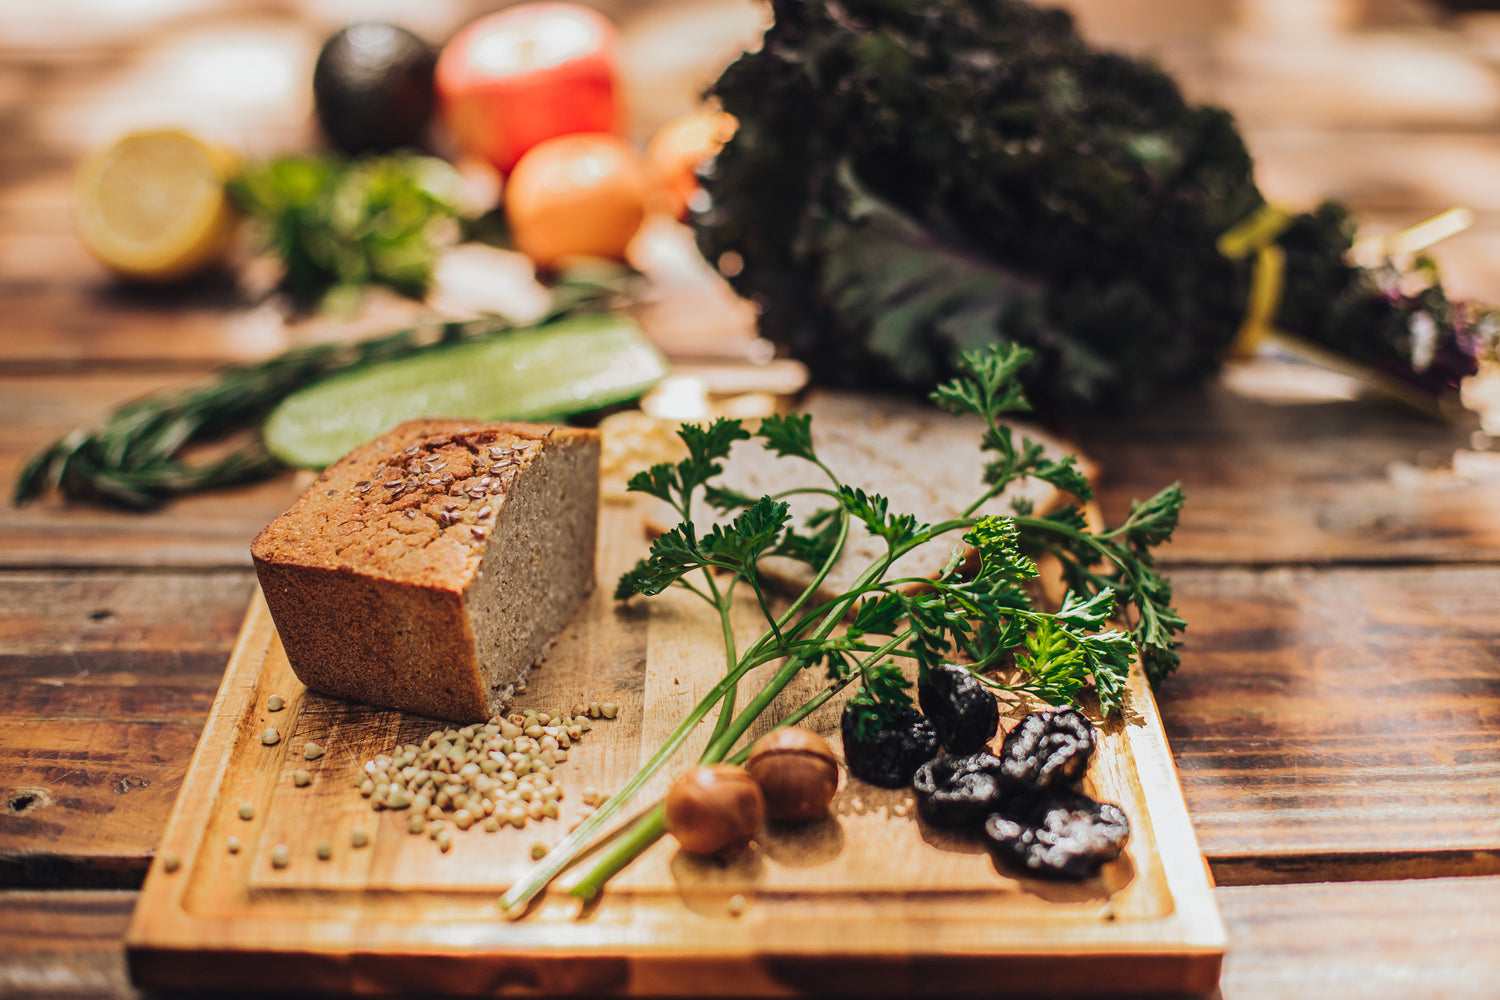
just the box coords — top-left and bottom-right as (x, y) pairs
(251, 419), (600, 722)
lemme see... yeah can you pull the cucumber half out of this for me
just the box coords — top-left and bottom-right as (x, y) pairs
(263, 314), (668, 468)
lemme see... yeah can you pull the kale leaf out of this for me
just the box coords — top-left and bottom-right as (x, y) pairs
(697, 0), (1486, 410)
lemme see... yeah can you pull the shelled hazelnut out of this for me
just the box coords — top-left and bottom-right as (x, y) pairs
(664, 764), (763, 856)
(746, 727), (840, 822)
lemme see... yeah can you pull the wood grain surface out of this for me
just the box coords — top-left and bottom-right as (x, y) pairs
(0, 891), (138, 1000)
(1164, 565), (1500, 882)
(1075, 364), (1500, 566)
(123, 501), (1222, 996)
(0, 571), (253, 886)
(15, 876), (1500, 1000)
(1216, 877), (1500, 1000)
(8, 563), (1500, 893)
(8, 0), (1500, 997)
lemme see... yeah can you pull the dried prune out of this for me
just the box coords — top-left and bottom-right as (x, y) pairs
(840, 702), (940, 788)
(912, 751), (1006, 827)
(984, 790), (1130, 879)
(918, 663), (1000, 755)
(999, 707), (1097, 790)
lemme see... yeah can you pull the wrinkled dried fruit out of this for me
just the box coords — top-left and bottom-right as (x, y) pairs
(912, 752), (1006, 828)
(840, 703), (941, 789)
(984, 790), (1130, 879)
(999, 707), (1097, 790)
(918, 664), (1000, 755)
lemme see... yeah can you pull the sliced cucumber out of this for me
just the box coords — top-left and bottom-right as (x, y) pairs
(263, 314), (667, 467)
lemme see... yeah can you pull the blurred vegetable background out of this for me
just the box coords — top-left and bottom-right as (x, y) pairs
(19, 0), (1500, 508)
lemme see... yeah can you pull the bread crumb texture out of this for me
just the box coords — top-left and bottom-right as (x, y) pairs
(252, 419), (600, 722)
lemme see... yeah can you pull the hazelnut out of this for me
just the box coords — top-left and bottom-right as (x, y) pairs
(746, 727), (840, 821)
(664, 764), (764, 855)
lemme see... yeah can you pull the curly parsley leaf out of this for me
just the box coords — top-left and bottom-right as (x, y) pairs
(851, 591), (908, 637)
(1109, 482), (1184, 551)
(1031, 455), (1094, 502)
(756, 413), (818, 463)
(626, 418), (750, 518)
(931, 343), (1034, 419)
(838, 486), (927, 549)
(678, 419), (752, 495)
(615, 527), (707, 600)
(977, 421), (1096, 503)
(703, 483), (758, 512)
(1077, 629), (1134, 714)
(700, 497), (791, 574)
(625, 464), (680, 508)
(963, 515), (1039, 585)
(616, 497), (791, 601)
(1053, 588), (1118, 631)
(1015, 620), (1089, 706)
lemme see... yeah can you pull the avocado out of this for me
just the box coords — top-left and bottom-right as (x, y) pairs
(312, 23), (436, 154)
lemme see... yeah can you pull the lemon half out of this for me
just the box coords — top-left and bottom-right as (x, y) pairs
(74, 129), (240, 282)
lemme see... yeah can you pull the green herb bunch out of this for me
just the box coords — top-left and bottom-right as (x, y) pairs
(500, 342), (1184, 914)
(229, 153), (465, 312)
(696, 0), (1491, 410)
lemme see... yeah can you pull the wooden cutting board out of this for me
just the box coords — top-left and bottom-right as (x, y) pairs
(126, 499), (1225, 996)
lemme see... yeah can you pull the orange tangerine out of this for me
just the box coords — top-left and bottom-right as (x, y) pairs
(504, 132), (646, 270)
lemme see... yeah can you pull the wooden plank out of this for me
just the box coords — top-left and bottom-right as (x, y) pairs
(124, 501), (1223, 996)
(1217, 877), (1500, 1000)
(0, 571), (252, 886)
(0, 890), (137, 1000)
(1077, 360), (1500, 566)
(0, 242), (440, 370)
(1161, 564), (1500, 879)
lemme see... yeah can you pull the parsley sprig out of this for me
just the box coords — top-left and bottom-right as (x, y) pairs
(499, 343), (1185, 914)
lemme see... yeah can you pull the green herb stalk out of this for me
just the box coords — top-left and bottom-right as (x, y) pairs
(500, 343), (1185, 914)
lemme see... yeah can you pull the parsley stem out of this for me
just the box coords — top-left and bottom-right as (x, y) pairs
(567, 805), (667, 902)
(705, 572), (739, 749)
(500, 635), (772, 913)
(569, 655), (858, 904)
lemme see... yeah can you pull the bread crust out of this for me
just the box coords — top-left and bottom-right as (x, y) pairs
(252, 419), (600, 721)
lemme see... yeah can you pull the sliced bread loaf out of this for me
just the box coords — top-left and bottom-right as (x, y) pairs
(252, 419), (599, 722)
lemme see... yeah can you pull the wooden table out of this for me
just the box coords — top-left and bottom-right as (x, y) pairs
(4, 2), (1500, 998)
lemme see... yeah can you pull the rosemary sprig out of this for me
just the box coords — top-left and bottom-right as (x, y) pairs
(13, 275), (625, 510)
(499, 343), (1186, 915)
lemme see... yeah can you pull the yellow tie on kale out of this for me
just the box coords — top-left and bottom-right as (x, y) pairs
(1216, 204), (1292, 357)
(1216, 204), (1475, 417)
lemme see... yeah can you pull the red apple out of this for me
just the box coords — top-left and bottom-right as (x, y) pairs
(435, 3), (622, 177)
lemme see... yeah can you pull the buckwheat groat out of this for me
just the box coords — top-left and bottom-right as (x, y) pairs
(251, 419), (599, 722)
